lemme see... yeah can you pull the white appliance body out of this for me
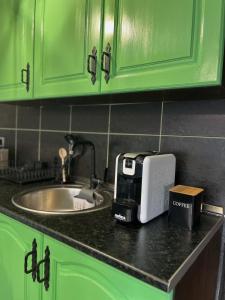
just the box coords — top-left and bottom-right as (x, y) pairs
(138, 154), (176, 223)
(114, 153), (176, 224)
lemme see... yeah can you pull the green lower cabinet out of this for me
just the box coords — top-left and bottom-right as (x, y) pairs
(0, 213), (173, 300)
(101, 0), (225, 93)
(0, 213), (43, 300)
(42, 236), (173, 300)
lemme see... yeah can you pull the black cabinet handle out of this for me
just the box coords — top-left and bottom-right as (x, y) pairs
(24, 238), (37, 282)
(87, 46), (97, 85)
(21, 63), (30, 92)
(101, 43), (111, 83)
(37, 246), (50, 291)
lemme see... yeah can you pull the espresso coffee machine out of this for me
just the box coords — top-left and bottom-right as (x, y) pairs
(112, 152), (176, 224)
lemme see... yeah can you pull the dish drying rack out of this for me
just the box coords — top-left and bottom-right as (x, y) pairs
(0, 161), (60, 184)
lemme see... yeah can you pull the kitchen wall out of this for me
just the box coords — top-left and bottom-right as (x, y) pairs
(0, 98), (225, 298)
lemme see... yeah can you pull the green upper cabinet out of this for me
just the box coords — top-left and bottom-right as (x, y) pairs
(0, 0), (224, 100)
(0, 0), (35, 101)
(42, 235), (173, 300)
(101, 0), (225, 93)
(34, 0), (103, 98)
(0, 213), (43, 300)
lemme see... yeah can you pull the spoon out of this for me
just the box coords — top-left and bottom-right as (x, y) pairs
(59, 148), (67, 183)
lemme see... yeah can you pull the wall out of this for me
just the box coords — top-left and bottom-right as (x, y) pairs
(0, 98), (225, 298)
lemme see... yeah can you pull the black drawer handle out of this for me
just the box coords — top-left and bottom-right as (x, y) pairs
(87, 47), (97, 85)
(37, 246), (50, 291)
(21, 63), (30, 92)
(24, 238), (37, 281)
(101, 43), (111, 83)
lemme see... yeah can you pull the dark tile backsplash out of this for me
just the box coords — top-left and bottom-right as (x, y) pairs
(110, 102), (162, 134)
(0, 97), (225, 298)
(161, 136), (225, 208)
(41, 105), (71, 131)
(0, 104), (16, 128)
(1, 99), (225, 207)
(163, 100), (225, 137)
(17, 131), (39, 166)
(17, 106), (40, 129)
(72, 105), (109, 132)
(0, 129), (15, 164)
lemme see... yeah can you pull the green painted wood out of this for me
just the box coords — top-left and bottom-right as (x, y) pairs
(34, 0), (103, 99)
(42, 236), (173, 300)
(0, 0), (35, 101)
(101, 0), (225, 93)
(0, 213), (43, 300)
(1, 0), (224, 100)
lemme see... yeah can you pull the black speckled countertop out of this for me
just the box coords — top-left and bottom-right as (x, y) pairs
(0, 180), (223, 292)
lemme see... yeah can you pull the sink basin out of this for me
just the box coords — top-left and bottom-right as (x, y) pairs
(12, 185), (112, 215)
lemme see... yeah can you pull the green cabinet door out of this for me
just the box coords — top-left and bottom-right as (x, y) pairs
(42, 236), (173, 300)
(34, 0), (103, 99)
(0, 213), (43, 300)
(101, 0), (225, 93)
(0, 0), (35, 101)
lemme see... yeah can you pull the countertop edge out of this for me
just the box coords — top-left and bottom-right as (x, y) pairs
(167, 214), (224, 292)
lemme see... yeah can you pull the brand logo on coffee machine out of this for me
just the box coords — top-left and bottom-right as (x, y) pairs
(173, 201), (192, 209)
(114, 213), (126, 221)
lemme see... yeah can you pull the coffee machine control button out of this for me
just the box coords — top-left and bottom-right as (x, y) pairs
(123, 159), (136, 176)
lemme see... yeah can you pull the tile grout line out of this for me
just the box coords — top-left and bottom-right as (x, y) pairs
(70, 101), (157, 107)
(3, 127), (225, 140)
(109, 101), (158, 106)
(69, 105), (72, 133)
(158, 100), (164, 152)
(37, 106), (43, 161)
(110, 132), (159, 137)
(71, 130), (107, 135)
(14, 106), (18, 167)
(67, 105), (73, 155)
(106, 105), (111, 168)
(161, 134), (225, 139)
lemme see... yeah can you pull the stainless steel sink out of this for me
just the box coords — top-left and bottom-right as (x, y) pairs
(12, 185), (112, 215)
